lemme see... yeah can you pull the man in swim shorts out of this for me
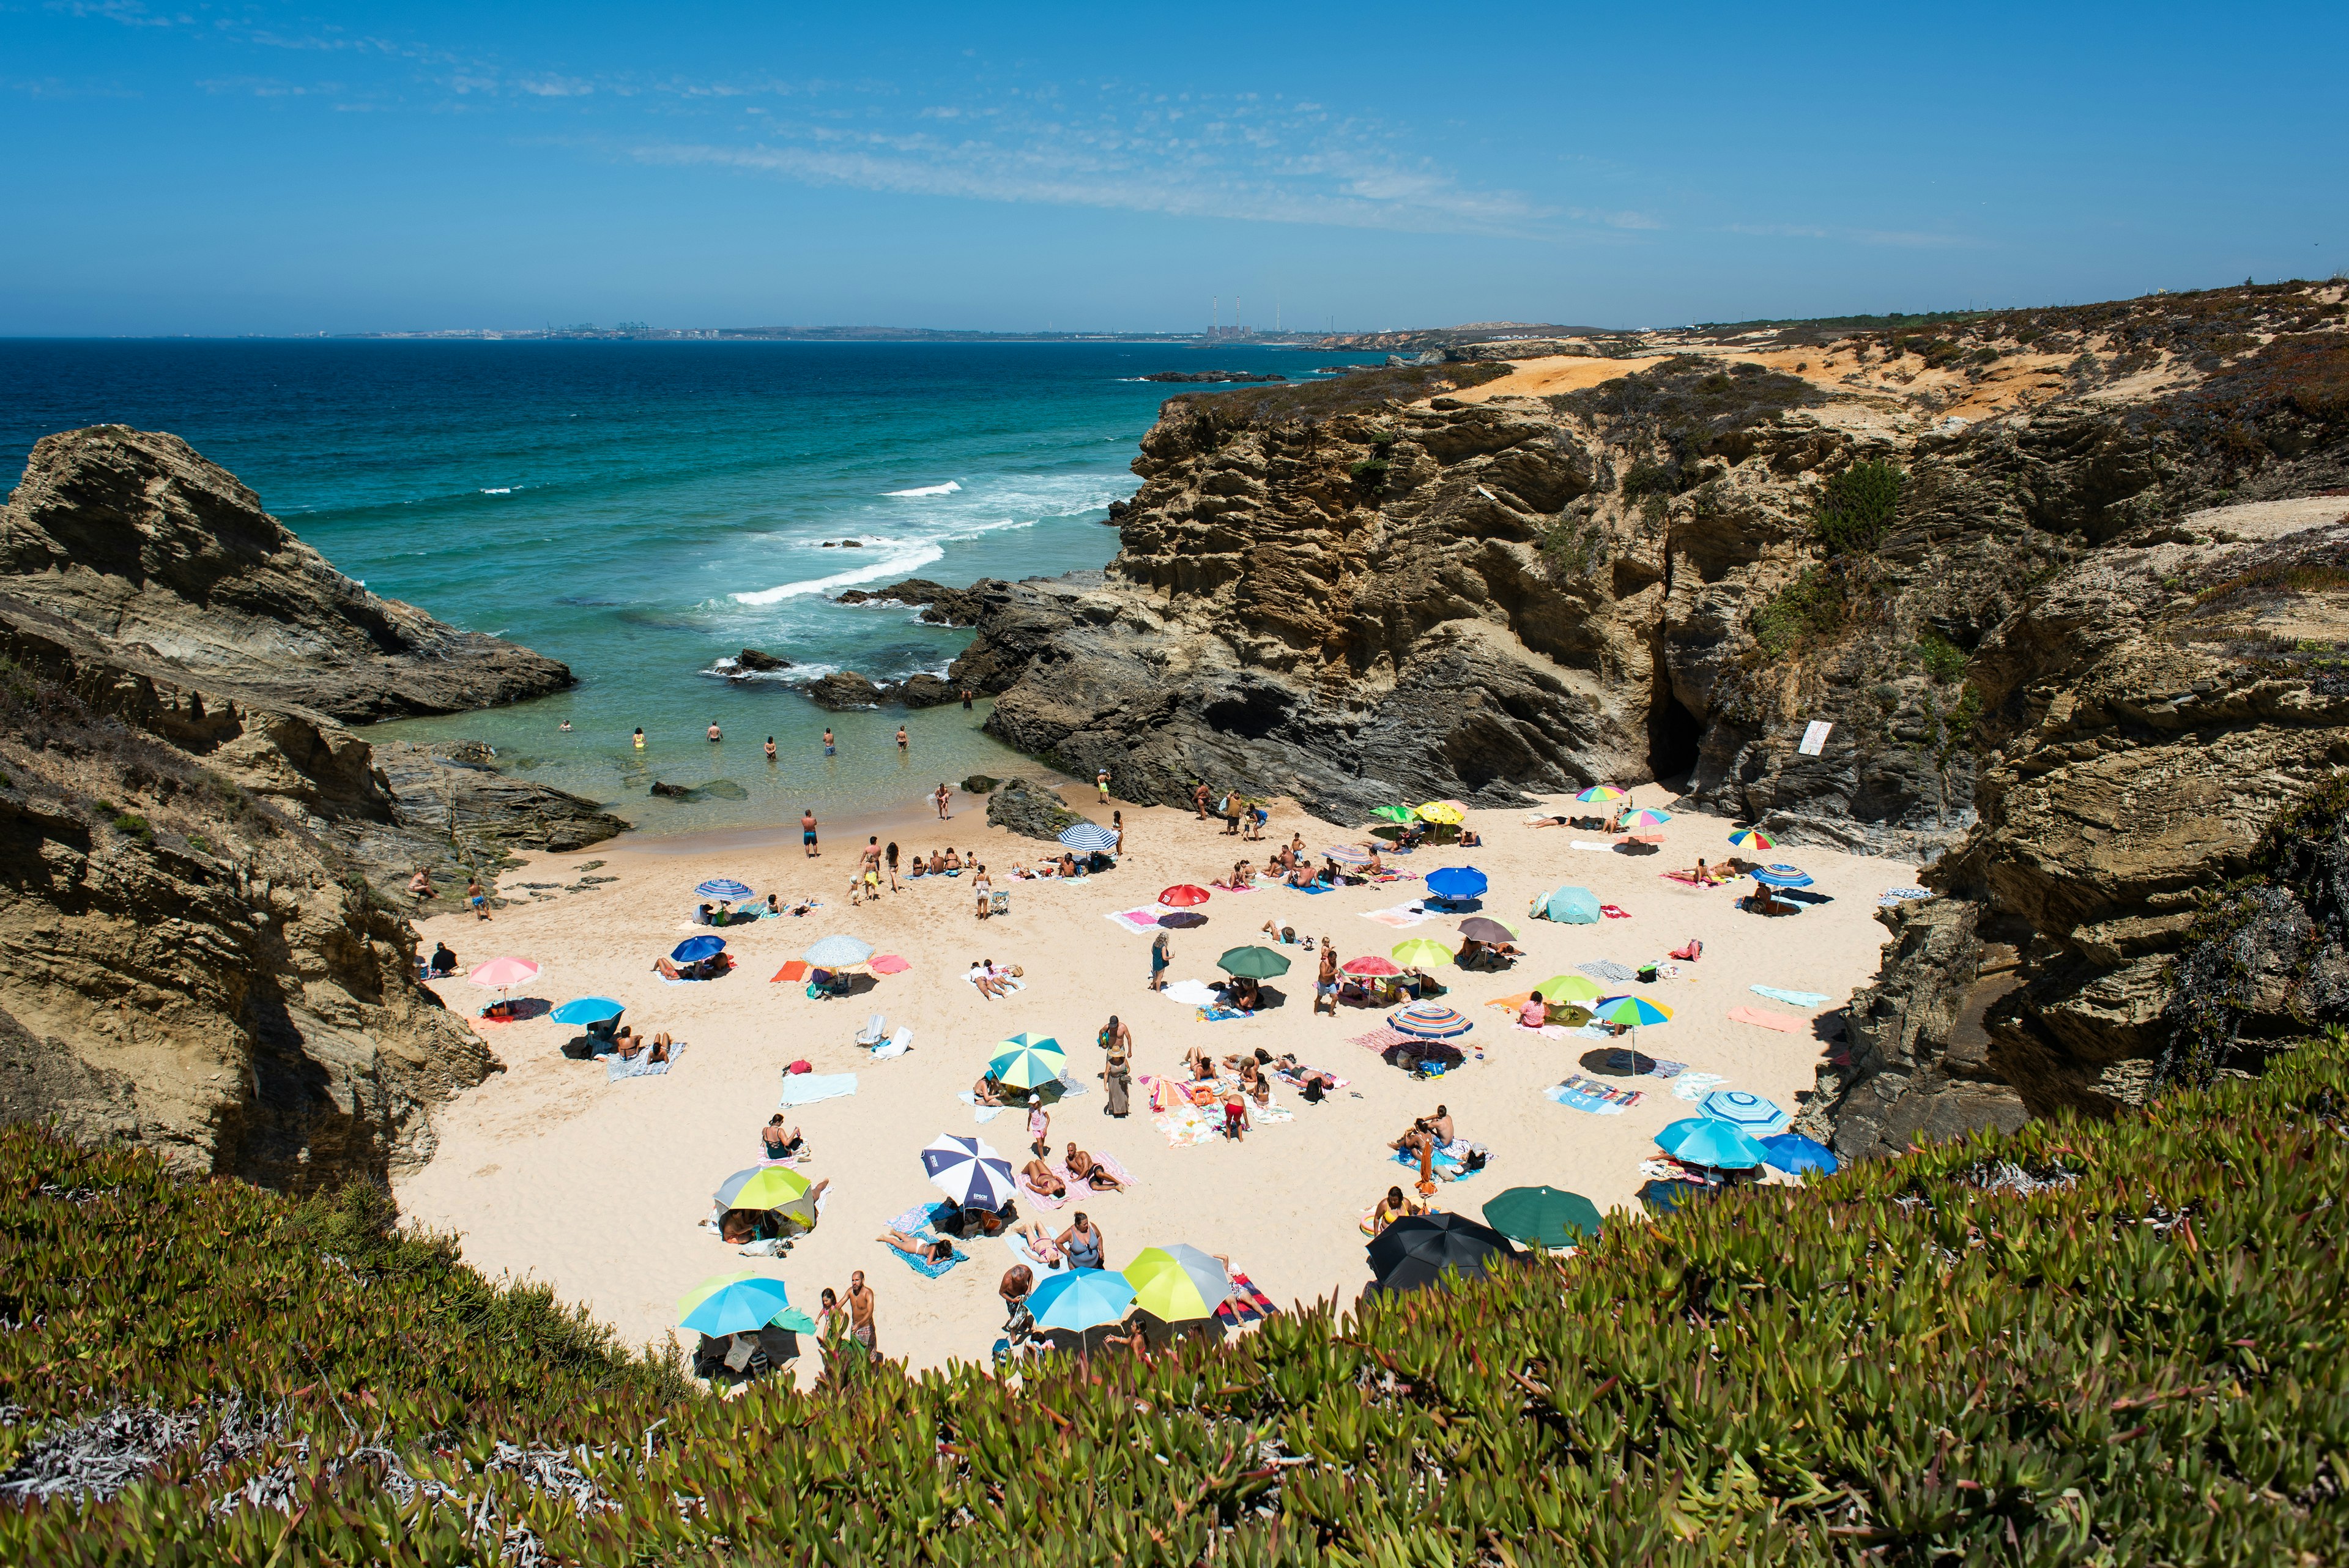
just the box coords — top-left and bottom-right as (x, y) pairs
(823, 728), (835, 756)
(802, 809), (820, 858)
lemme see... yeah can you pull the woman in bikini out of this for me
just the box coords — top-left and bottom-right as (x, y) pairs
(1063, 1142), (1124, 1192)
(943, 848), (963, 872)
(878, 1230), (956, 1264)
(1370, 1186), (1423, 1232)
(1021, 1156), (1067, 1200)
(1013, 1221), (1066, 1266)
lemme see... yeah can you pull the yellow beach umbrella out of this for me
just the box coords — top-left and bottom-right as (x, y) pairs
(1390, 938), (1455, 968)
(1533, 974), (1603, 1004)
(1414, 801), (1466, 825)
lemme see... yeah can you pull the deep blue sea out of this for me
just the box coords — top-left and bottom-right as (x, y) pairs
(1, 340), (1373, 832)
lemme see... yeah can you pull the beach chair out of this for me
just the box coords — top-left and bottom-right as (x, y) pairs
(989, 889), (1011, 916)
(855, 1013), (888, 1047)
(874, 1026), (914, 1059)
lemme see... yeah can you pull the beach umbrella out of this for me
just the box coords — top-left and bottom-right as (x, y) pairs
(987, 1033), (1068, 1091)
(466, 956), (541, 996)
(869, 954), (911, 975)
(1124, 1246), (1230, 1322)
(1158, 885), (1211, 908)
(1638, 1178), (1713, 1214)
(1215, 945), (1291, 979)
(1365, 1211), (1512, 1295)
(1424, 866), (1488, 901)
(1657, 1117), (1770, 1171)
(1620, 808), (1672, 831)
(1341, 955), (1403, 978)
(1389, 1001), (1473, 1039)
(677, 1271), (801, 1338)
(549, 996), (624, 1025)
(921, 1134), (1017, 1210)
(1029, 1267), (1137, 1333)
(1457, 916), (1516, 944)
(1323, 845), (1373, 864)
(1761, 1132), (1839, 1176)
(694, 879), (754, 902)
(714, 1165), (813, 1214)
(1414, 801), (1466, 825)
(1751, 864), (1814, 890)
(1482, 1186), (1605, 1249)
(1370, 806), (1417, 825)
(1575, 786), (1627, 803)
(671, 935), (727, 963)
(1590, 995), (1674, 1028)
(1158, 911), (1208, 929)
(1058, 823), (1118, 854)
(1580, 1047), (1657, 1077)
(1700, 1089), (1791, 1134)
(1727, 828), (1776, 852)
(1389, 938), (1455, 968)
(804, 934), (875, 969)
(1534, 974), (1603, 1004)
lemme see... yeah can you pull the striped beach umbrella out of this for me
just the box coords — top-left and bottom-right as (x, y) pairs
(1058, 823), (1118, 853)
(804, 934), (875, 969)
(921, 1134), (1017, 1210)
(1575, 786), (1627, 803)
(987, 1033), (1067, 1091)
(1752, 864), (1814, 890)
(694, 879), (754, 902)
(1621, 809), (1672, 831)
(1323, 845), (1373, 864)
(1700, 1090), (1791, 1134)
(1389, 938), (1454, 968)
(1389, 1001), (1473, 1039)
(1591, 995), (1674, 1028)
(1726, 828), (1775, 852)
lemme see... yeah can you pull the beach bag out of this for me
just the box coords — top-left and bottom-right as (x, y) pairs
(787, 1060), (812, 1076)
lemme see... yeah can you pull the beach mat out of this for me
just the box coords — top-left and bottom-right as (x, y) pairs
(607, 1043), (683, 1082)
(771, 960), (809, 984)
(1546, 1074), (1641, 1113)
(883, 1203), (968, 1277)
(1106, 906), (1171, 935)
(1751, 986), (1830, 1007)
(1348, 1026), (1416, 1055)
(777, 1071), (858, 1107)
(1729, 1005), (1803, 1033)
(1577, 960), (1638, 983)
(1671, 1072), (1727, 1101)
(1215, 1271), (1278, 1326)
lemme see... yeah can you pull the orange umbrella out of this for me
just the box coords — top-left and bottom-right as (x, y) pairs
(1159, 885), (1211, 908)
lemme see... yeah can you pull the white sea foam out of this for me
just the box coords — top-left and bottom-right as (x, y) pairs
(480, 487), (514, 495)
(729, 543), (948, 605)
(884, 480), (962, 497)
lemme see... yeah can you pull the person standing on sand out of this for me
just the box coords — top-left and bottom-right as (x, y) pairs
(1111, 811), (1124, 856)
(845, 1271), (877, 1360)
(934, 782), (952, 820)
(1149, 930), (1171, 991)
(1027, 1095), (1050, 1156)
(466, 878), (490, 921)
(897, 724), (909, 753)
(1103, 1029), (1132, 1118)
(823, 728), (836, 757)
(801, 808), (820, 858)
(885, 841), (901, 891)
(1314, 945), (1340, 1016)
(1193, 782), (1210, 819)
(1096, 767), (1111, 804)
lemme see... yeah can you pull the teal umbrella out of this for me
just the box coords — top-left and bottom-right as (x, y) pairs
(1656, 1118), (1770, 1171)
(1215, 946), (1291, 979)
(987, 1033), (1068, 1091)
(677, 1272), (802, 1337)
(1028, 1267), (1137, 1332)
(1481, 1186), (1605, 1248)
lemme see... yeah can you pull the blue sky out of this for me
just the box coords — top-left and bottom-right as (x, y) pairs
(3, 1), (2343, 335)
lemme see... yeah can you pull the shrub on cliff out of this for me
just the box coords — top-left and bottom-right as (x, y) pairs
(9, 1035), (2349, 1562)
(1811, 458), (1907, 555)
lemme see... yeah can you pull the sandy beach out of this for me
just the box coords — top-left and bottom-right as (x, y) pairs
(396, 785), (1917, 1379)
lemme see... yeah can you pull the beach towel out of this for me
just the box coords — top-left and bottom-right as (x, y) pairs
(1019, 1172), (1072, 1209)
(1197, 1006), (1254, 1024)
(1729, 1005), (1803, 1033)
(1274, 1064), (1349, 1093)
(1052, 1153), (1135, 1196)
(1671, 1072), (1727, 1102)
(1160, 978), (1222, 1007)
(1546, 1074), (1642, 1113)
(1348, 1026), (1416, 1055)
(1006, 1233), (1069, 1276)
(1395, 1140), (1491, 1180)
(1600, 904), (1631, 919)
(1577, 960), (1638, 983)
(1569, 841), (1618, 852)
(1752, 986), (1830, 1007)
(1208, 879), (1260, 893)
(1669, 940), (1702, 961)
(1285, 881), (1335, 895)
(771, 960), (809, 984)
(1646, 1058), (1688, 1079)
(777, 1072), (858, 1107)
(954, 1090), (1005, 1124)
(1360, 906), (1431, 930)
(1659, 871), (1715, 886)
(1215, 1271), (1278, 1326)
(606, 1043), (684, 1082)
(1567, 1022), (1617, 1040)
(1106, 906), (1170, 935)
(1485, 992), (1536, 1013)
(1880, 886), (1934, 906)
(1641, 1158), (1721, 1186)
(963, 971), (1026, 995)
(881, 1203), (968, 1277)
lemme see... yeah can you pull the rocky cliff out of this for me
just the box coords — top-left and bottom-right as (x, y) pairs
(1, 428), (623, 1190)
(952, 281), (2349, 1154)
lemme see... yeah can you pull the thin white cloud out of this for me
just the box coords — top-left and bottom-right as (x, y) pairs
(516, 75), (593, 97)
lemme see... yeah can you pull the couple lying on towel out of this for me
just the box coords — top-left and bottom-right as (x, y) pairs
(655, 953), (733, 981)
(1021, 1142), (1126, 1200)
(614, 1026), (675, 1063)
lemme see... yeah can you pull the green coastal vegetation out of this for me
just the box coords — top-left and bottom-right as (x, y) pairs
(7, 1032), (2347, 1562)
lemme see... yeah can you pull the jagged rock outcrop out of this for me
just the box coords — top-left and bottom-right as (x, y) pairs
(833, 578), (987, 626)
(1, 428), (620, 1189)
(732, 647), (792, 672)
(985, 778), (1085, 841)
(1, 427), (574, 721)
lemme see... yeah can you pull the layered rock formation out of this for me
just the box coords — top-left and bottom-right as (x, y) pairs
(1, 428), (620, 1189)
(951, 281), (2349, 1153)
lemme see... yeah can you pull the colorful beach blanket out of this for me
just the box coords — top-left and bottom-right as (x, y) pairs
(1646, 1058), (1688, 1079)
(1671, 1072), (1727, 1102)
(606, 1044), (683, 1082)
(1348, 1026), (1416, 1055)
(1215, 1271), (1278, 1326)
(1105, 905), (1171, 935)
(1285, 881), (1336, 895)
(1751, 986), (1830, 1007)
(1546, 1074), (1640, 1114)
(770, 960), (809, 984)
(1599, 904), (1631, 919)
(1393, 1140), (1492, 1180)
(1196, 1006), (1254, 1023)
(881, 1203), (968, 1277)
(1051, 1152), (1136, 1195)
(1729, 1005), (1804, 1033)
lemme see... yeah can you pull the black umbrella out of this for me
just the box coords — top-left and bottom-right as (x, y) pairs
(1364, 1211), (1513, 1295)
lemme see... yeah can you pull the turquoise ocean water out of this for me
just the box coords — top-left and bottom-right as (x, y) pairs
(1, 341), (1371, 833)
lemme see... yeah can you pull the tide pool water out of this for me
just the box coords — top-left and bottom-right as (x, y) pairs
(1, 340), (1375, 832)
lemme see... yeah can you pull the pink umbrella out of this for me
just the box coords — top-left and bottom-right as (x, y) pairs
(1341, 956), (1403, 978)
(467, 956), (542, 995)
(870, 954), (911, 975)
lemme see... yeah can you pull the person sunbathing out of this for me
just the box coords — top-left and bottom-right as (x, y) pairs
(1063, 1143), (1124, 1191)
(943, 848), (963, 872)
(1458, 827), (1482, 847)
(1021, 1156), (1067, 1198)
(973, 1073), (1006, 1106)
(616, 1029), (674, 1062)
(878, 1230), (956, 1264)
(1013, 1221), (1066, 1265)
(654, 956), (683, 981)
(968, 962), (1006, 1000)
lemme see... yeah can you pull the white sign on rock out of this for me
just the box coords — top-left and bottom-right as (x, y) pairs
(1797, 721), (1834, 757)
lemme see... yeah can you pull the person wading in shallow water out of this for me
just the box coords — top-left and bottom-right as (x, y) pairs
(823, 728), (836, 756)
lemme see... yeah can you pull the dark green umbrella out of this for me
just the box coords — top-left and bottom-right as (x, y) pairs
(1215, 945), (1292, 980)
(1482, 1186), (1603, 1249)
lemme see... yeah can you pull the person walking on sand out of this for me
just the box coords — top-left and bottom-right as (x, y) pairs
(1096, 767), (1111, 803)
(933, 782), (952, 820)
(1193, 782), (1210, 820)
(897, 724), (909, 753)
(823, 728), (836, 757)
(973, 863), (993, 919)
(466, 878), (490, 921)
(1102, 1025), (1132, 1118)
(1314, 945), (1340, 1016)
(845, 1271), (877, 1360)
(885, 841), (901, 891)
(801, 808), (820, 858)
(1149, 930), (1171, 992)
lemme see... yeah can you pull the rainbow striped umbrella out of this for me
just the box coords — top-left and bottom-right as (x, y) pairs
(1592, 995), (1674, 1028)
(1390, 1001), (1474, 1039)
(1727, 827), (1776, 851)
(1621, 808), (1673, 831)
(1575, 786), (1627, 803)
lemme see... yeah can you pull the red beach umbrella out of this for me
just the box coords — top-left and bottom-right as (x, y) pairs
(1159, 885), (1211, 908)
(1341, 956), (1403, 978)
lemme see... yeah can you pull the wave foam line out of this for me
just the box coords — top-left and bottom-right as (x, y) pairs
(729, 543), (946, 606)
(885, 480), (962, 498)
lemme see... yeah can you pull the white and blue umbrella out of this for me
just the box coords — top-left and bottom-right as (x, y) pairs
(1751, 864), (1814, 890)
(1699, 1090), (1792, 1134)
(804, 934), (875, 969)
(1058, 823), (1118, 854)
(921, 1134), (1017, 1211)
(694, 879), (755, 902)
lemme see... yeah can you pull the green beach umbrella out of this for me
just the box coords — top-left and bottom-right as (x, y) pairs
(1123, 1245), (1231, 1322)
(1370, 805), (1417, 824)
(713, 1165), (813, 1214)
(1215, 945), (1291, 979)
(1390, 938), (1454, 968)
(987, 1033), (1067, 1090)
(1591, 995), (1674, 1027)
(1482, 1186), (1605, 1249)
(1533, 974), (1603, 1004)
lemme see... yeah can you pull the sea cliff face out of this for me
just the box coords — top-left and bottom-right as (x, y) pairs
(0, 427), (623, 1189)
(952, 282), (2349, 1153)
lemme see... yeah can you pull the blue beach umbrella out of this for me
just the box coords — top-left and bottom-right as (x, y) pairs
(1760, 1132), (1838, 1176)
(1425, 866), (1488, 901)
(671, 935), (727, 963)
(1028, 1267), (1138, 1334)
(804, 934), (875, 969)
(1699, 1090), (1792, 1134)
(694, 879), (755, 902)
(549, 996), (625, 1025)
(677, 1271), (799, 1337)
(921, 1134), (1017, 1211)
(1657, 1118), (1770, 1171)
(1058, 823), (1118, 854)
(1751, 864), (1815, 890)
